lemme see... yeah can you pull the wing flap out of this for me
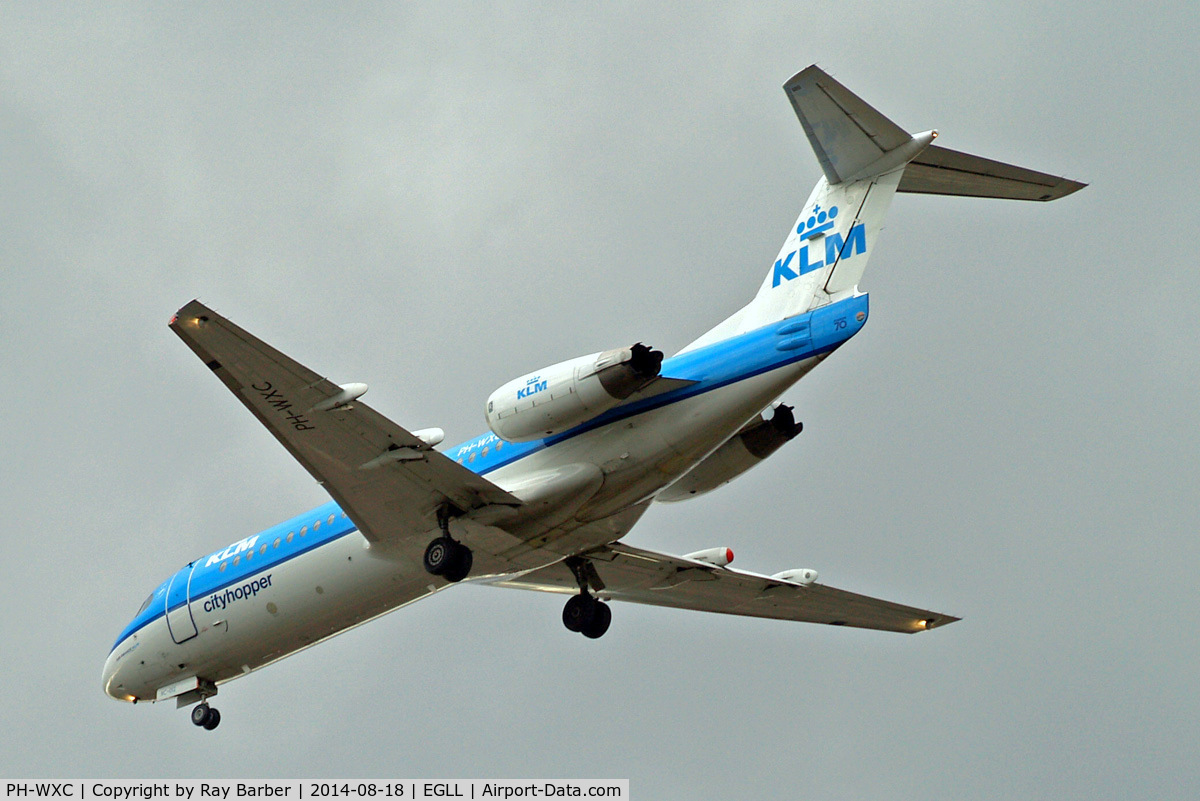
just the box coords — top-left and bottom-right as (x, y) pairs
(493, 542), (957, 634)
(169, 300), (519, 544)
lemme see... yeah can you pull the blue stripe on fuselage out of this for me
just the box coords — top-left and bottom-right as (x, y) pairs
(112, 294), (868, 651)
(449, 294), (869, 474)
(110, 502), (357, 651)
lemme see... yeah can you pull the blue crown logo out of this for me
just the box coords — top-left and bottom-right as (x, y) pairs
(798, 204), (838, 241)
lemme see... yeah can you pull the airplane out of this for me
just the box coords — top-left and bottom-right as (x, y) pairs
(103, 65), (1084, 730)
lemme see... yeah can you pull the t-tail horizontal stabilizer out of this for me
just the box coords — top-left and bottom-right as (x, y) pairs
(898, 144), (1086, 201)
(785, 66), (935, 185)
(786, 65), (1085, 199)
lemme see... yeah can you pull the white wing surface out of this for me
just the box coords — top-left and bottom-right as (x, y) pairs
(169, 300), (520, 546)
(493, 542), (958, 634)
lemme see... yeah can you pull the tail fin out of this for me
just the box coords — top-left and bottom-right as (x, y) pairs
(784, 65), (934, 186)
(733, 67), (926, 332)
(683, 66), (1085, 345)
(784, 65), (1086, 199)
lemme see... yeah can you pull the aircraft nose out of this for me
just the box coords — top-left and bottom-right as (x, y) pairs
(102, 640), (139, 703)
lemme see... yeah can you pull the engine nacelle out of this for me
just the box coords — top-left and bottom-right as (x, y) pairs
(682, 547), (734, 567)
(656, 404), (803, 502)
(486, 343), (663, 442)
(771, 568), (818, 586)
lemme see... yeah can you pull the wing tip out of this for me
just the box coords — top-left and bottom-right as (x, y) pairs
(915, 613), (961, 632)
(1043, 178), (1088, 201)
(170, 299), (210, 328)
(782, 63), (826, 90)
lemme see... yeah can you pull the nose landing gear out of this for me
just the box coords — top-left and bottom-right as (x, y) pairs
(190, 702), (221, 731)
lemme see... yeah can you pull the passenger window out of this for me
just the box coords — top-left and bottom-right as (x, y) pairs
(220, 561), (227, 572)
(314, 519), (321, 531)
(287, 532), (295, 543)
(233, 556), (241, 566)
(300, 526), (307, 537)
(260, 544), (267, 555)
(273, 537), (281, 549)
(328, 514), (335, 525)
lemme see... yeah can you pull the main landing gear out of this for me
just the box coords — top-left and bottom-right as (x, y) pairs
(562, 592), (612, 639)
(423, 507), (473, 583)
(190, 702), (220, 731)
(561, 556), (611, 639)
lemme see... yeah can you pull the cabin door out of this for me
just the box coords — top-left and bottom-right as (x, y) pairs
(165, 564), (199, 644)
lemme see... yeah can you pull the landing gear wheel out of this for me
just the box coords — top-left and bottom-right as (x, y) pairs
(581, 601), (611, 639)
(423, 537), (453, 576)
(442, 543), (473, 583)
(201, 707), (221, 730)
(190, 703), (212, 727)
(562, 593), (596, 633)
(423, 536), (472, 582)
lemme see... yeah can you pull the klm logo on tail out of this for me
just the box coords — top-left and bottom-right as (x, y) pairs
(772, 204), (866, 288)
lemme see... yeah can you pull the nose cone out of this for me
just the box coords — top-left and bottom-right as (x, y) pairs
(103, 638), (140, 703)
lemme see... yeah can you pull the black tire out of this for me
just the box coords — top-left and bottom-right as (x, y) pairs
(442, 542), (473, 583)
(202, 708), (221, 730)
(423, 537), (453, 576)
(562, 594), (595, 633)
(582, 601), (612, 639)
(190, 704), (211, 727)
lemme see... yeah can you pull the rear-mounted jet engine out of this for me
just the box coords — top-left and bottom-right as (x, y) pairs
(486, 343), (664, 442)
(657, 404), (804, 502)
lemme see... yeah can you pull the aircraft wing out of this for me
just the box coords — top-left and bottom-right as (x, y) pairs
(492, 542), (958, 633)
(169, 300), (520, 544)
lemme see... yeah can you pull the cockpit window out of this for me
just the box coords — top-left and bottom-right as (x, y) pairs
(136, 593), (154, 615)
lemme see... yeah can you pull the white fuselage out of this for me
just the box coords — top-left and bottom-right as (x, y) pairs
(102, 307), (856, 705)
(103, 62), (1082, 717)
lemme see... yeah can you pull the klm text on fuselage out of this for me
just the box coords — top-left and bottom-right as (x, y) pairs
(772, 223), (866, 288)
(517, 377), (547, 400)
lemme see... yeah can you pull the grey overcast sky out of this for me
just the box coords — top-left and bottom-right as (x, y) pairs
(2, 3), (1198, 798)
